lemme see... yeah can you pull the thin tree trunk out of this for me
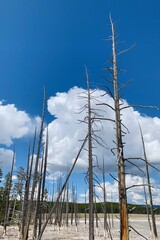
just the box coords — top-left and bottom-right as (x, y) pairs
(65, 182), (69, 227)
(3, 149), (15, 235)
(139, 123), (158, 239)
(110, 16), (129, 240)
(86, 67), (94, 240)
(84, 189), (87, 226)
(143, 179), (152, 232)
(102, 158), (107, 232)
(37, 135), (88, 240)
(38, 127), (48, 236)
(23, 88), (46, 240)
(21, 130), (37, 240)
(111, 191), (114, 228)
(33, 151), (44, 239)
(94, 198), (98, 229)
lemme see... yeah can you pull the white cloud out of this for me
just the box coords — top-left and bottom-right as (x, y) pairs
(0, 102), (41, 147)
(91, 174), (160, 205)
(46, 87), (160, 177)
(0, 148), (14, 170)
(0, 101), (41, 170)
(46, 171), (64, 182)
(125, 175), (160, 205)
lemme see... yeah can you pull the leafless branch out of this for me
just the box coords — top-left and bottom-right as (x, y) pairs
(93, 117), (115, 123)
(125, 159), (146, 175)
(118, 79), (132, 91)
(117, 43), (136, 56)
(132, 104), (159, 110)
(109, 173), (119, 182)
(100, 75), (113, 84)
(129, 225), (149, 240)
(126, 184), (152, 191)
(125, 157), (160, 173)
(97, 102), (115, 111)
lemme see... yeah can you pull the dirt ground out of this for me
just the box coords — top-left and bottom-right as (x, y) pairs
(0, 214), (160, 240)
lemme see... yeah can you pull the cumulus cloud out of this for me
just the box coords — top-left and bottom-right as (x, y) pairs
(0, 102), (41, 147)
(0, 148), (14, 170)
(46, 87), (160, 177)
(91, 174), (160, 205)
(46, 171), (64, 182)
(0, 101), (41, 170)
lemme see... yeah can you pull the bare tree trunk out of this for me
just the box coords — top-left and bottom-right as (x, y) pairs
(49, 181), (55, 225)
(139, 123), (158, 239)
(110, 16), (129, 240)
(86, 67), (94, 240)
(20, 145), (31, 239)
(21, 130), (37, 240)
(94, 198), (98, 229)
(84, 189), (87, 226)
(38, 127), (48, 236)
(3, 149), (15, 235)
(23, 88), (46, 240)
(102, 159), (113, 240)
(102, 158), (107, 232)
(71, 183), (75, 226)
(33, 151), (44, 239)
(70, 200), (74, 226)
(54, 178), (62, 227)
(73, 185), (78, 228)
(65, 182), (69, 227)
(110, 191), (114, 228)
(37, 135), (88, 240)
(143, 179), (152, 232)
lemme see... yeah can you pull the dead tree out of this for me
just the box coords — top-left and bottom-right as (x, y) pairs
(33, 150), (44, 239)
(38, 127), (49, 237)
(102, 157), (108, 233)
(98, 16), (129, 240)
(102, 158), (113, 239)
(65, 181), (69, 227)
(86, 68), (95, 240)
(71, 183), (78, 227)
(3, 149), (15, 235)
(54, 177), (63, 227)
(143, 179), (152, 233)
(139, 123), (158, 239)
(84, 189), (87, 226)
(23, 88), (46, 240)
(103, 16), (129, 240)
(20, 129), (37, 240)
(81, 67), (107, 240)
(37, 135), (88, 240)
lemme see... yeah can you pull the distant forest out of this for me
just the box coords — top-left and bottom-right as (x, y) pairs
(1, 198), (160, 223)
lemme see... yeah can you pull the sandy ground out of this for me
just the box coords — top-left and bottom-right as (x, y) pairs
(0, 214), (160, 240)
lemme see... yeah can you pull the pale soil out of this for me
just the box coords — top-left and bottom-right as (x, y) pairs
(0, 214), (160, 240)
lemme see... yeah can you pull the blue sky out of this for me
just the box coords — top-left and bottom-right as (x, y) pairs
(1, 1), (160, 204)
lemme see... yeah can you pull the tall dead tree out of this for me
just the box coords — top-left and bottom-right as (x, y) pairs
(102, 158), (113, 240)
(23, 88), (46, 240)
(37, 135), (88, 240)
(38, 126), (49, 237)
(86, 68), (94, 240)
(102, 157), (107, 233)
(20, 129), (37, 240)
(106, 16), (129, 240)
(65, 181), (69, 227)
(139, 123), (158, 239)
(82, 67), (107, 239)
(143, 179), (152, 233)
(3, 149), (15, 235)
(33, 150), (44, 239)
